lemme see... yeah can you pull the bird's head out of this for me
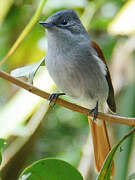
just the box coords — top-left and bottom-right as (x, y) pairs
(39, 9), (87, 41)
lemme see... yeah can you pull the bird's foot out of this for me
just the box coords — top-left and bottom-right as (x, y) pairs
(88, 102), (98, 121)
(48, 93), (65, 107)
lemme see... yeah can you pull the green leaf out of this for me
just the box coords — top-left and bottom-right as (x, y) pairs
(19, 158), (83, 180)
(0, 138), (7, 165)
(97, 127), (135, 180)
(11, 58), (45, 84)
(128, 173), (135, 180)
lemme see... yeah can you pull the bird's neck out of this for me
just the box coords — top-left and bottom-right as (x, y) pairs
(47, 31), (91, 55)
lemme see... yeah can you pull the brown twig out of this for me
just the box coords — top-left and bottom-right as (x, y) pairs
(0, 70), (135, 126)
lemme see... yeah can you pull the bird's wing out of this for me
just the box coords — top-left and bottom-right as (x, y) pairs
(91, 41), (116, 112)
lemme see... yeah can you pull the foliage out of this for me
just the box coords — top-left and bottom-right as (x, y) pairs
(19, 158), (83, 180)
(0, 139), (6, 165)
(97, 127), (135, 180)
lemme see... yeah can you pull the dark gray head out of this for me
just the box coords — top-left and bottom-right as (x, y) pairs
(39, 9), (91, 52)
(40, 9), (88, 36)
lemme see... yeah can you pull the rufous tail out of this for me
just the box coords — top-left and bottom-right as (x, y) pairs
(88, 116), (114, 176)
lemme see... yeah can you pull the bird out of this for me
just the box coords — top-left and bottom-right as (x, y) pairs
(39, 9), (116, 175)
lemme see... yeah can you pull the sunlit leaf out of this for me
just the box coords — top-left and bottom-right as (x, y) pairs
(97, 127), (135, 180)
(19, 158), (83, 180)
(108, 0), (135, 35)
(0, 138), (7, 165)
(11, 64), (36, 78)
(11, 58), (45, 84)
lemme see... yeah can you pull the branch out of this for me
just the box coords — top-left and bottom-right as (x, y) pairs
(0, 70), (135, 126)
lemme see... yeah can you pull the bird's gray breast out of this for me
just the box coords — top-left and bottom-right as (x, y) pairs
(46, 46), (109, 104)
(46, 51), (83, 98)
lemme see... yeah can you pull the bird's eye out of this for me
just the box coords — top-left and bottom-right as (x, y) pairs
(60, 19), (68, 25)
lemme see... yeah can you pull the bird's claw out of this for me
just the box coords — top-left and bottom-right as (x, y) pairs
(48, 93), (65, 107)
(88, 102), (98, 121)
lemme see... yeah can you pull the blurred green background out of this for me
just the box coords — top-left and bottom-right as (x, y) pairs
(0, 0), (135, 180)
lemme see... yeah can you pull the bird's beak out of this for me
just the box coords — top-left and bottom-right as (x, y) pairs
(39, 22), (54, 28)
